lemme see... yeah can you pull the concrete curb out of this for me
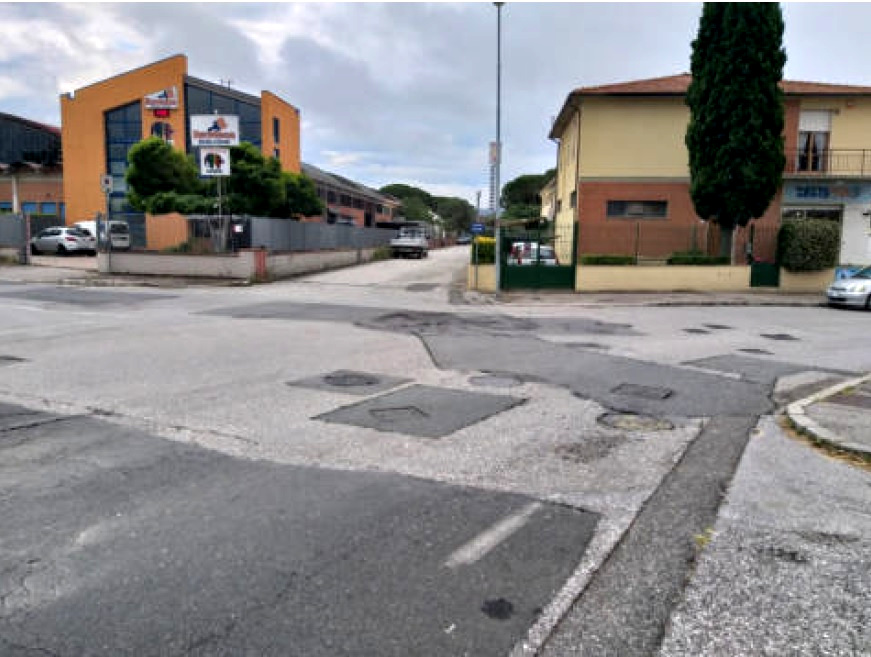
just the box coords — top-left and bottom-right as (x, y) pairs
(785, 372), (871, 458)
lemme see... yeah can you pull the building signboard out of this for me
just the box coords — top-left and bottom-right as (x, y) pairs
(190, 115), (240, 147)
(784, 181), (871, 203)
(199, 147), (231, 177)
(144, 87), (179, 110)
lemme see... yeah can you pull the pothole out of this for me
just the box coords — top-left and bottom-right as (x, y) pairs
(556, 434), (627, 463)
(611, 383), (674, 400)
(324, 372), (381, 387)
(598, 412), (675, 431)
(469, 374), (524, 388)
(683, 328), (709, 335)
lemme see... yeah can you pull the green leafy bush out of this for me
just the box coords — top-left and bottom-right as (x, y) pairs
(471, 236), (495, 264)
(370, 246), (392, 262)
(777, 219), (839, 272)
(667, 251), (730, 265)
(580, 254), (636, 265)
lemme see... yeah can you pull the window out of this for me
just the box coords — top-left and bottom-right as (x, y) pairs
(273, 117), (280, 143)
(339, 194), (352, 206)
(556, 199), (562, 213)
(40, 202), (57, 216)
(21, 202), (38, 215)
(570, 191), (577, 209)
(797, 111), (832, 172)
(353, 198), (364, 210)
(104, 100), (142, 214)
(273, 148), (280, 160)
(0, 202), (12, 214)
(327, 191), (337, 203)
(606, 200), (668, 219)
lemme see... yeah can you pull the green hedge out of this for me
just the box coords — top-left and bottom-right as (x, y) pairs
(667, 251), (730, 265)
(777, 218), (839, 272)
(580, 254), (636, 265)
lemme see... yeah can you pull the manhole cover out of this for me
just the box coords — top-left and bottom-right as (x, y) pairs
(739, 348), (773, 355)
(611, 383), (673, 400)
(761, 333), (799, 341)
(704, 324), (733, 330)
(598, 412), (674, 431)
(470, 374), (524, 388)
(683, 328), (709, 335)
(324, 372), (381, 387)
(370, 406), (429, 422)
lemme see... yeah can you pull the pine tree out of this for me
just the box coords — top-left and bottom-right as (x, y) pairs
(685, 3), (787, 258)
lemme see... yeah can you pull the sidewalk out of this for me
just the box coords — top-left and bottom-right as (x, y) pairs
(0, 263), (245, 288)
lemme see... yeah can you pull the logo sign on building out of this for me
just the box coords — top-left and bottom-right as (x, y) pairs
(190, 115), (240, 147)
(199, 148), (231, 177)
(471, 222), (486, 234)
(144, 86), (179, 110)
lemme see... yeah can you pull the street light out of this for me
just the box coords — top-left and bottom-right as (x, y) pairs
(493, 2), (504, 293)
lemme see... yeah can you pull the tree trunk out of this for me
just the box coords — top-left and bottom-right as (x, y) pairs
(719, 224), (734, 262)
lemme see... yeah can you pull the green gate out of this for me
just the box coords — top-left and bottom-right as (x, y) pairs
(500, 223), (576, 290)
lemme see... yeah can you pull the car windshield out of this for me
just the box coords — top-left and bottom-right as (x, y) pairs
(540, 246), (555, 258)
(67, 228), (87, 237)
(110, 224), (129, 234)
(850, 266), (871, 279)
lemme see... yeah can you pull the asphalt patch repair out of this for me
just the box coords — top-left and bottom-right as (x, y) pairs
(315, 384), (525, 438)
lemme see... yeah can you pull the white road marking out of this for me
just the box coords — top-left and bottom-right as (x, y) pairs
(444, 502), (542, 569)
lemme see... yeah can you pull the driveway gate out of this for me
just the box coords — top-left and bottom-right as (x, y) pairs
(500, 223), (576, 290)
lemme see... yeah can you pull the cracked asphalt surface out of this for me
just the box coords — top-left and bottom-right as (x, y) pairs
(0, 249), (868, 655)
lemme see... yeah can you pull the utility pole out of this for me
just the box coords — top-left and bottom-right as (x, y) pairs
(493, 2), (504, 293)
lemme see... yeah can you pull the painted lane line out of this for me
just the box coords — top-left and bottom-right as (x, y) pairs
(444, 502), (542, 569)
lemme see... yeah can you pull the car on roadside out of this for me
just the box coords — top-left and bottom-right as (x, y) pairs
(30, 226), (96, 256)
(73, 220), (131, 251)
(826, 265), (871, 309)
(508, 241), (558, 266)
(456, 233), (472, 245)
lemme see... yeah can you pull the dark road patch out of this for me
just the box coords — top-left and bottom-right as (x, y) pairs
(760, 332), (800, 341)
(738, 348), (773, 355)
(683, 328), (710, 335)
(685, 354), (854, 385)
(703, 323), (733, 330)
(0, 401), (599, 657)
(0, 355), (26, 365)
(0, 287), (175, 306)
(288, 370), (411, 396)
(406, 283), (439, 292)
(611, 383), (674, 400)
(315, 384), (525, 438)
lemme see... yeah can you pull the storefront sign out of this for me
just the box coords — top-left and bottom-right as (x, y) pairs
(144, 87), (178, 110)
(784, 182), (871, 202)
(190, 115), (240, 146)
(199, 147), (231, 176)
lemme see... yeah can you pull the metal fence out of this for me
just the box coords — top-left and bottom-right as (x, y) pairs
(186, 215), (397, 253)
(578, 220), (779, 264)
(0, 214), (24, 247)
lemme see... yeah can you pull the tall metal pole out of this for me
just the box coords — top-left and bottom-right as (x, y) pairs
(494, 2), (504, 293)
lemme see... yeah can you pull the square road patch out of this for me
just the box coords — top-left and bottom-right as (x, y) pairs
(315, 384), (525, 438)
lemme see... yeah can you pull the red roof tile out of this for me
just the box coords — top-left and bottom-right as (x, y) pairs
(575, 73), (871, 96)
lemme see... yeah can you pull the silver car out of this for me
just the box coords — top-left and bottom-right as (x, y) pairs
(826, 266), (871, 309)
(30, 226), (97, 256)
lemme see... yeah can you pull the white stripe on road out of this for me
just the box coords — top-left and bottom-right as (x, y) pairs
(444, 502), (542, 569)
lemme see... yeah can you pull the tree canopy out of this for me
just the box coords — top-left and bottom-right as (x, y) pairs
(686, 2), (786, 255)
(500, 169), (555, 221)
(378, 183), (475, 233)
(125, 139), (322, 219)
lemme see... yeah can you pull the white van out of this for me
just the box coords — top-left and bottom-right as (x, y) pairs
(73, 220), (131, 250)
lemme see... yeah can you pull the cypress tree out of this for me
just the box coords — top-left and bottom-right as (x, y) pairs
(685, 3), (787, 259)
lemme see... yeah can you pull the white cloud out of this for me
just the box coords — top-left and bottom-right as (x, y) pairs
(0, 76), (28, 100)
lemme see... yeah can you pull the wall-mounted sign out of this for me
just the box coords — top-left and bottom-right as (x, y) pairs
(199, 147), (231, 177)
(784, 182), (871, 203)
(144, 86), (178, 110)
(190, 115), (240, 146)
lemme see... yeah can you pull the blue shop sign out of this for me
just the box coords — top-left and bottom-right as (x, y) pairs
(784, 182), (871, 202)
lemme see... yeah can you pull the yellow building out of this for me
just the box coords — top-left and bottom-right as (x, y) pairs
(60, 54), (301, 242)
(549, 74), (871, 266)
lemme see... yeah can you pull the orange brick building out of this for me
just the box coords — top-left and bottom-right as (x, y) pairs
(60, 54), (301, 238)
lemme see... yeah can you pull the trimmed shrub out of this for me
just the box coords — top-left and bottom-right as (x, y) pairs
(471, 236), (495, 264)
(777, 219), (839, 272)
(667, 251), (730, 265)
(370, 245), (392, 262)
(580, 254), (636, 265)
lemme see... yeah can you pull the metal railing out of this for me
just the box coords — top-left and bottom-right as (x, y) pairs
(784, 148), (871, 177)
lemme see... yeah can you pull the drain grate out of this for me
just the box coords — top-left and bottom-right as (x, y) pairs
(738, 348), (773, 355)
(598, 412), (674, 431)
(761, 333), (799, 341)
(683, 328), (709, 335)
(287, 370), (411, 396)
(611, 383), (673, 400)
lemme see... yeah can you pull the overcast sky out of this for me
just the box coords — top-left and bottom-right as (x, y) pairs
(2, 2), (871, 204)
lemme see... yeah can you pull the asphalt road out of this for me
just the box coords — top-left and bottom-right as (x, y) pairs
(0, 248), (868, 655)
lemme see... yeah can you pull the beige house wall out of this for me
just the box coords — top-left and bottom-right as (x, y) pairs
(578, 97), (690, 179)
(576, 265), (751, 292)
(554, 109), (580, 265)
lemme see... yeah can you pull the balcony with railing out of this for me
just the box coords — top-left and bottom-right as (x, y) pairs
(784, 148), (871, 177)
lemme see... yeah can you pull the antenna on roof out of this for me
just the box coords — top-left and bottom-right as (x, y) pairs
(219, 78), (234, 89)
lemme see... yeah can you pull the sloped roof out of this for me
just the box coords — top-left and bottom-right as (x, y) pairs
(549, 73), (871, 138)
(301, 162), (400, 206)
(0, 111), (61, 136)
(575, 73), (871, 96)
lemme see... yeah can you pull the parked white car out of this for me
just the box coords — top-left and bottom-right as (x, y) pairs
(73, 220), (131, 250)
(30, 226), (96, 256)
(826, 266), (871, 309)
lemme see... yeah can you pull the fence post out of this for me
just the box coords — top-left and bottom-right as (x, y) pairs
(634, 221), (640, 264)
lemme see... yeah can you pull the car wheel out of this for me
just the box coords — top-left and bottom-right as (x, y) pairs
(56, 244), (67, 256)
(30, 244), (39, 255)
(866, 294), (871, 311)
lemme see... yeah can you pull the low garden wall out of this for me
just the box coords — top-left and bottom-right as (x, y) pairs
(779, 268), (836, 293)
(98, 247), (383, 281)
(467, 264), (496, 292)
(576, 265), (751, 292)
